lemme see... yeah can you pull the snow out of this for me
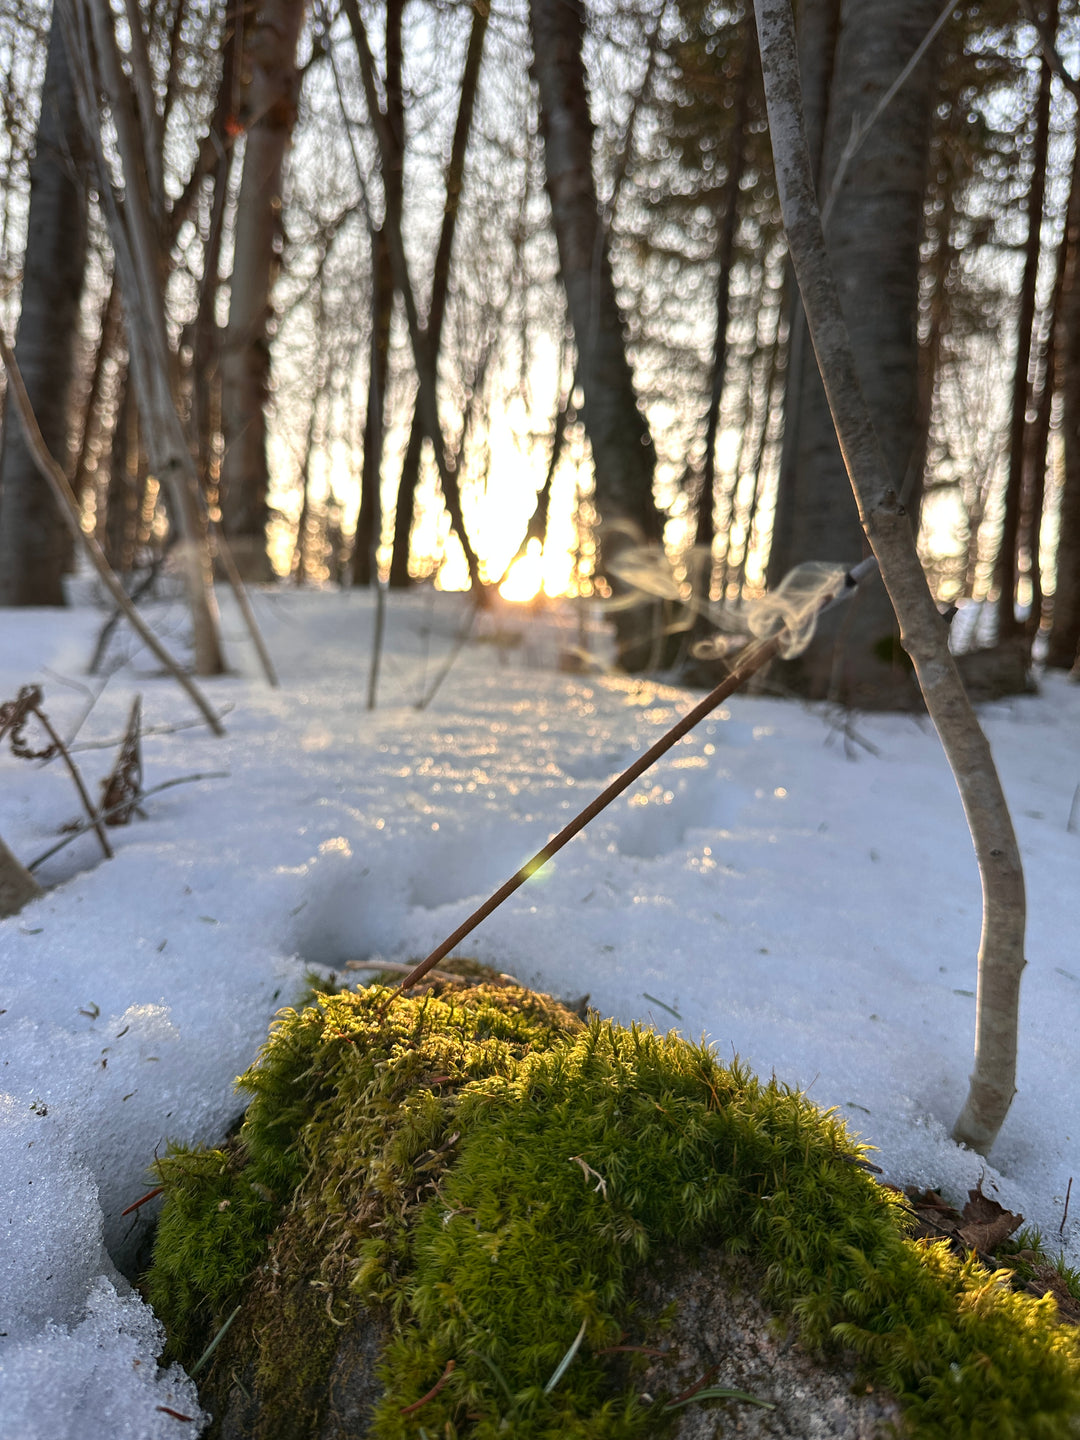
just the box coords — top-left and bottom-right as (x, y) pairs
(1, 584), (1078, 1436)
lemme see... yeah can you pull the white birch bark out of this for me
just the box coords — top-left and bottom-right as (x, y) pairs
(753, 0), (1026, 1154)
(219, 0), (307, 578)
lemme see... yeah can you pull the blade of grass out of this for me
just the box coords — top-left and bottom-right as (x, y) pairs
(190, 1304), (242, 1377)
(544, 1317), (588, 1394)
(664, 1385), (775, 1412)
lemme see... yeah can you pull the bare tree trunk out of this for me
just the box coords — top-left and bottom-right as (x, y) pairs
(754, 0), (1026, 1156)
(71, 278), (120, 543)
(104, 368), (143, 574)
(352, 227), (394, 587)
(219, 0), (307, 579)
(768, 0), (841, 591)
(383, 0), (490, 589)
(187, 1), (239, 494)
(696, 35), (754, 571)
(388, 418), (424, 588)
(351, 0), (402, 590)
(529, 0), (662, 552)
(342, 0), (486, 594)
(0, 15), (87, 606)
(767, 0), (940, 707)
(996, 15), (1054, 646)
(529, 0), (667, 666)
(1050, 102), (1080, 671)
(0, 332), (225, 732)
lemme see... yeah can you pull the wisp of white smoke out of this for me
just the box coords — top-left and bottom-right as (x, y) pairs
(606, 547), (851, 661)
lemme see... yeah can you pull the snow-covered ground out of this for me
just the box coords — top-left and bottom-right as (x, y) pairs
(1, 584), (1078, 1437)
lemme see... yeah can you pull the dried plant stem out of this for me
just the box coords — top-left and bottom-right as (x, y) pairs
(27, 772), (230, 872)
(30, 704), (113, 862)
(68, 707), (234, 753)
(390, 633), (778, 997)
(753, 0), (1025, 1154)
(390, 560), (879, 1002)
(0, 335), (225, 737)
(210, 523), (279, 688)
(344, 959), (522, 988)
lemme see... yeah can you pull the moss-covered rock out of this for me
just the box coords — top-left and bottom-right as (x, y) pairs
(144, 974), (1080, 1439)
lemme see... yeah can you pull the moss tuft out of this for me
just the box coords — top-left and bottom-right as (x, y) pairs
(145, 977), (1080, 1439)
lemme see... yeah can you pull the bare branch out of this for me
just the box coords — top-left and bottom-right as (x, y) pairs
(390, 558), (878, 1000)
(27, 772), (231, 873)
(121, 0), (166, 221)
(820, 0), (956, 230)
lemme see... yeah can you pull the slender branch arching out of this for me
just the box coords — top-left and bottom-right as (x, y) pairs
(753, 0), (1026, 1155)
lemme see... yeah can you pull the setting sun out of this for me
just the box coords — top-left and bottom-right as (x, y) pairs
(498, 537), (545, 602)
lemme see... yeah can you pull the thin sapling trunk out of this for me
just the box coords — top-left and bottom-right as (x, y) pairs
(752, 0), (1026, 1155)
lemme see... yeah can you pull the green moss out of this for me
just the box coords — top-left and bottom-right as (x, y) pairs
(145, 978), (1080, 1440)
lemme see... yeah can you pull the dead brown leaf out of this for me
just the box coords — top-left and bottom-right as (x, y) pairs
(956, 1184), (1024, 1253)
(99, 696), (143, 826)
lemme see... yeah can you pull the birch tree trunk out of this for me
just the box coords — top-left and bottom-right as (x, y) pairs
(0, 15), (87, 606)
(219, 0), (308, 579)
(754, 0), (1026, 1155)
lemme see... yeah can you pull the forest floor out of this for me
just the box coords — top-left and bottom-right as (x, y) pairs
(1, 582), (1078, 1436)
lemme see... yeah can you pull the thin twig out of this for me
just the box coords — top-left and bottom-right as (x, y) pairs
(87, 552), (170, 676)
(36, 667), (109, 749)
(1061, 1176), (1073, 1236)
(67, 705), (235, 753)
(416, 596), (482, 711)
(121, 1185), (164, 1217)
(26, 699), (113, 862)
(27, 772), (230, 871)
(595, 1344), (668, 1358)
(665, 1365), (719, 1408)
(388, 558), (877, 1001)
(210, 522), (280, 687)
(820, 0), (955, 230)
(343, 959), (523, 988)
(399, 1359), (456, 1416)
